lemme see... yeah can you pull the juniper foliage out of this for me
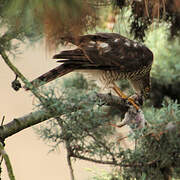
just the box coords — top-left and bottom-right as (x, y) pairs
(34, 73), (180, 180)
(0, 1), (180, 180)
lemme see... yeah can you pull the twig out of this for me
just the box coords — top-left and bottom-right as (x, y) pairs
(71, 153), (146, 167)
(1, 116), (5, 126)
(0, 115), (4, 180)
(83, 129), (116, 162)
(55, 117), (75, 180)
(67, 154), (75, 180)
(0, 48), (44, 102)
(0, 143), (15, 180)
(71, 153), (118, 165)
(71, 153), (162, 168)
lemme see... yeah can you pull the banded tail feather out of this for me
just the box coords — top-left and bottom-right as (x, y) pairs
(24, 64), (76, 90)
(25, 47), (91, 90)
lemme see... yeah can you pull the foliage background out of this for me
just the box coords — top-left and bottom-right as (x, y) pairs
(0, 1), (180, 180)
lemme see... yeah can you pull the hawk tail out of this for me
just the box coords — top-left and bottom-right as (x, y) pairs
(24, 64), (75, 90)
(25, 48), (89, 90)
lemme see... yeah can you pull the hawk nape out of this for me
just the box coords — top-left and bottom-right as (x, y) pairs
(25, 33), (153, 109)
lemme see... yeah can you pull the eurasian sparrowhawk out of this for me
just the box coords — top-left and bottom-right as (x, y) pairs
(26, 33), (153, 109)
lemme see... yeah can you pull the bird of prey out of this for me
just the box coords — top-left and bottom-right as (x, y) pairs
(25, 33), (153, 109)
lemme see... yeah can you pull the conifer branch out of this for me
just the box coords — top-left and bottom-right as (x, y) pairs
(0, 143), (15, 180)
(70, 153), (148, 167)
(56, 117), (75, 180)
(0, 92), (131, 140)
(0, 47), (44, 102)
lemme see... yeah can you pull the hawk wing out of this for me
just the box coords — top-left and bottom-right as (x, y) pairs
(57, 33), (153, 72)
(25, 33), (153, 90)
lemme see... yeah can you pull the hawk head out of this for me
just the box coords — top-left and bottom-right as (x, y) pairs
(129, 72), (151, 99)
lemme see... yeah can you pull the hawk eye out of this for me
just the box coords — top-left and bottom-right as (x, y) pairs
(145, 87), (150, 92)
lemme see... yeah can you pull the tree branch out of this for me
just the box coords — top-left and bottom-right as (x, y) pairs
(71, 153), (146, 167)
(0, 93), (129, 140)
(94, 93), (129, 111)
(56, 117), (75, 180)
(0, 143), (15, 180)
(0, 47), (45, 102)
(0, 110), (52, 140)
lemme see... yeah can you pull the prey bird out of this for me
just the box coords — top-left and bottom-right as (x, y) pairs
(25, 33), (153, 109)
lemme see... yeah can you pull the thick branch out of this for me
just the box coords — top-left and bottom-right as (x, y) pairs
(0, 110), (52, 140)
(0, 93), (128, 140)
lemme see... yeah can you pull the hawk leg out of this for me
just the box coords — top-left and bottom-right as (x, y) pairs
(112, 83), (139, 110)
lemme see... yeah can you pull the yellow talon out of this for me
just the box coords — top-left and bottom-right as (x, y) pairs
(112, 83), (139, 110)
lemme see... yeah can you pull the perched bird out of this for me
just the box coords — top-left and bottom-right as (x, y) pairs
(25, 33), (153, 109)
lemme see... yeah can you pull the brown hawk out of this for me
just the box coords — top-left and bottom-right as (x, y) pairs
(26, 33), (153, 109)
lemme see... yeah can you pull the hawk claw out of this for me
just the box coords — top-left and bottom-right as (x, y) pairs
(129, 94), (144, 106)
(112, 83), (140, 110)
(127, 97), (140, 111)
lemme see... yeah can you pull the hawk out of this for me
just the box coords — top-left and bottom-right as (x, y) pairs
(26, 33), (153, 109)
